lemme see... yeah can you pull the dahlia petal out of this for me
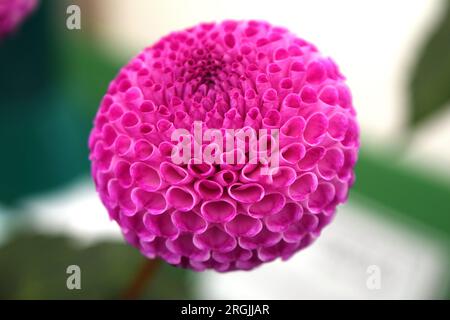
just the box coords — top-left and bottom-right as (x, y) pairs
(280, 143), (306, 165)
(213, 169), (238, 186)
(166, 234), (210, 261)
(328, 112), (349, 141)
(307, 182), (336, 213)
(131, 188), (167, 215)
(166, 185), (197, 212)
(201, 198), (237, 223)
(288, 172), (318, 201)
(228, 182), (265, 203)
(225, 214), (263, 237)
(193, 226), (237, 253)
(317, 148), (345, 180)
(212, 247), (252, 264)
(143, 212), (178, 239)
(194, 179), (223, 200)
(129, 162), (163, 192)
(303, 112), (329, 145)
(239, 227), (282, 250)
(265, 202), (303, 232)
(160, 161), (192, 185)
(280, 116), (306, 143)
(248, 192), (286, 218)
(296, 146), (326, 171)
(171, 210), (208, 234)
(268, 166), (297, 188)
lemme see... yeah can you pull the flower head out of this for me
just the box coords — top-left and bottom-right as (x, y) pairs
(0, 0), (38, 39)
(89, 20), (359, 271)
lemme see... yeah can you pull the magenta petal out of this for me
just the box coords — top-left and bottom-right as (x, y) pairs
(318, 148), (344, 180)
(131, 188), (167, 215)
(143, 212), (178, 239)
(213, 170), (238, 186)
(130, 162), (162, 191)
(171, 210), (208, 234)
(257, 241), (299, 262)
(328, 112), (348, 141)
(280, 116), (306, 139)
(166, 234), (210, 261)
(166, 186), (197, 212)
(201, 198), (237, 223)
(193, 226), (237, 253)
(194, 179), (223, 200)
(303, 112), (328, 145)
(297, 146), (325, 171)
(266, 202), (303, 232)
(269, 166), (296, 188)
(160, 161), (192, 185)
(212, 247), (252, 264)
(134, 139), (158, 161)
(187, 159), (215, 178)
(288, 172), (318, 201)
(239, 227), (282, 250)
(225, 214), (263, 237)
(307, 182), (336, 213)
(280, 143), (306, 164)
(228, 183), (265, 203)
(248, 192), (286, 218)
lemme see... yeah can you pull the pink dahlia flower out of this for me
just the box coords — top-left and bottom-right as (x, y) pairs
(0, 0), (37, 39)
(89, 20), (359, 272)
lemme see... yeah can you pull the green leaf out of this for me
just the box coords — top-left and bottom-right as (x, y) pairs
(353, 149), (450, 237)
(0, 233), (195, 299)
(410, 1), (450, 126)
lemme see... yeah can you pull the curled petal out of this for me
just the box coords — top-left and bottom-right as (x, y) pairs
(239, 227), (282, 250)
(193, 226), (237, 253)
(266, 202), (303, 232)
(228, 183), (265, 203)
(225, 214), (263, 237)
(307, 182), (336, 213)
(160, 161), (192, 185)
(166, 186), (197, 212)
(131, 188), (167, 215)
(171, 210), (208, 234)
(269, 166), (297, 188)
(143, 212), (178, 239)
(213, 170), (238, 186)
(318, 148), (344, 180)
(248, 192), (286, 218)
(280, 143), (306, 165)
(166, 234), (210, 261)
(288, 172), (318, 201)
(304, 112), (328, 145)
(201, 198), (237, 223)
(130, 162), (163, 192)
(194, 179), (223, 200)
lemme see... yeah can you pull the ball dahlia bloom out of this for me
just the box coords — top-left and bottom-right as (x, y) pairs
(0, 0), (38, 39)
(89, 20), (359, 272)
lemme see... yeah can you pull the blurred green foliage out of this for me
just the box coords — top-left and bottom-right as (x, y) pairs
(0, 1), (119, 204)
(354, 150), (450, 237)
(0, 233), (194, 299)
(410, 0), (450, 126)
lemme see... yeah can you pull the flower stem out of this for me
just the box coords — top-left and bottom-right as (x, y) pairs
(121, 258), (162, 300)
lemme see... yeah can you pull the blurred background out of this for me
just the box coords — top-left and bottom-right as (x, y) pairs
(0, 0), (449, 299)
